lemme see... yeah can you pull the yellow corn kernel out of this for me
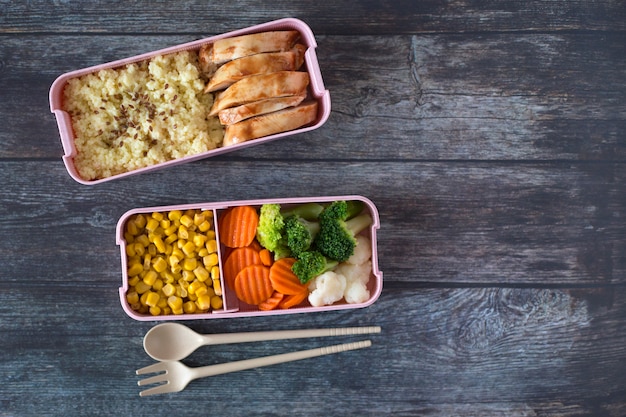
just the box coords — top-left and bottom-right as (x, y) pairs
(182, 241), (196, 257)
(162, 283), (176, 297)
(196, 294), (212, 310)
(205, 230), (216, 241)
(211, 296), (223, 310)
(153, 256), (167, 273)
(143, 270), (158, 286)
(188, 280), (206, 295)
(193, 233), (207, 248)
(161, 306), (172, 316)
(128, 275), (140, 287)
(145, 217), (159, 233)
(203, 253), (219, 268)
(134, 214), (147, 228)
(178, 225), (189, 240)
(193, 265), (209, 282)
(157, 297), (168, 308)
(183, 257), (197, 271)
(168, 210), (183, 221)
(125, 244), (137, 257)
(180, 214), (194, 228)
(206, 239), (218, 254)
(172, 307), (183, 315)
(212, 277), (222, 296)
(160, 218), (171, 229)
(171, 263), (182, 274)
(136, 234), (150, 247)
(197, 220), (211, 232)
(164, 233), (178, 244)
(151, 211), (164, 221)
(127, 220), (140, 235)
(162, 271), (177, 284)
(140, 292), (149, 306)
(164, 223), (178, 236)
(167, 295), (183, 311)
(148, 244), (157, 256)
(145, 291), (160, 307)
(198, 247), (209, 257)
(135, 280), (151, 294)
(194, 285), (208, 297)
(182, 270), (195, 282)
(210, 265), (220, 281)
(134, 242), (146, 257)
(152, 278), (164, 292)
(183, 301), (197, 314)
(126, 291), (139, 305)
(124, 232), (135, 244)
(153, 236), (166, 253)
(176, 285), (188, 298)
(149, 306), (161, 316)
(128, 262), (144, 277)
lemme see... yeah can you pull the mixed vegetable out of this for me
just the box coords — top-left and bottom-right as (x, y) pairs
(219, 199), (373, 310)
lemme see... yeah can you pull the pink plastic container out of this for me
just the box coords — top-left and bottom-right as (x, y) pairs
(117, 195), (382, 321)
(49, 18), (330, 185)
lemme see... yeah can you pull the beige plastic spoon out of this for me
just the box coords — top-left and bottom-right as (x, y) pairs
(143, 322), (381, 361)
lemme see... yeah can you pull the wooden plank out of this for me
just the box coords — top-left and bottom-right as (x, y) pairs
(0, 160), (623, 285)
(0, 286), (624, 415)
(1, 33), (624, 160)
(1, 1), (624, 34)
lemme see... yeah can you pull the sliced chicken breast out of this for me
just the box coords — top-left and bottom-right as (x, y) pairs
(223, 101), (318, 147)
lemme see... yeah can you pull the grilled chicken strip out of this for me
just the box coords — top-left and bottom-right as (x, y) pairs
(209, 71), (309, 116)
(218, 94), (307, 125)
(223, 101), (318, 147)
(199, 30), (300, 72)
(204, 44), (306, 93)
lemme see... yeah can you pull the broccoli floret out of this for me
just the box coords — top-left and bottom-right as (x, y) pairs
(314, 201), (372, 262)
(284, 215), (320, 257)
(256, 204), (289, 256)
(256, 203), (325, 259)
(291, 250), (339, 284)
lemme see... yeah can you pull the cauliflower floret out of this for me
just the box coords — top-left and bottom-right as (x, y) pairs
(346, 235), (372, 265)
(308, 271), (347, 307)
(336, 261), (372, 304)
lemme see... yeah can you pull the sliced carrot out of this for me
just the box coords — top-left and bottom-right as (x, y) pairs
(258, 291), (285, 311)
(218, 205), (259, 248)
(278, 289), (309, 309)
(234, 264), (273, 305)
(223, 246), (262, 290)
(259, 248), (273, 266)
(269, 258), (308, 295)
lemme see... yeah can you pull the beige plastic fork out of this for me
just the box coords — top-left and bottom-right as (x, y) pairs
(136, 340), (372, 396)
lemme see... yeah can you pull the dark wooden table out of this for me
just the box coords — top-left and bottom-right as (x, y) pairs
(1, 2), (625, 416)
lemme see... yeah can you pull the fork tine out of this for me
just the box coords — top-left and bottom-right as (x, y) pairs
(137, 373), (168, 387)
(139, 382), (173, 397)
(136, 362), (167, 375)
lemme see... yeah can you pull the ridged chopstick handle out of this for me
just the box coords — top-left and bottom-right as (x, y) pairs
(206, 326), (381, 346)
(327, 326), (381, 336)
(193, 340), (372, 380)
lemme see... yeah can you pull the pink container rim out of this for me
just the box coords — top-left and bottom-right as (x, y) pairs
(49, 18), (331, 185)
(117, 195), (383, 321)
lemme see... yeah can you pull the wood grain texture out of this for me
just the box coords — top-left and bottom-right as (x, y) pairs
(1, 287), (624, 416)
(1, 33), (624, 160)
(1, 1), (625, 34)
(0, 1), (624, 416)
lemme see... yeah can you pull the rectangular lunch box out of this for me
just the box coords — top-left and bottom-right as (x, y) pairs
(116, 195), (382, 321)
(49, 18), (330, 185)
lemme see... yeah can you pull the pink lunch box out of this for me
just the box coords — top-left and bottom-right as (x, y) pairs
(49, 18), (331, 185)
(116, 195), (383, 321)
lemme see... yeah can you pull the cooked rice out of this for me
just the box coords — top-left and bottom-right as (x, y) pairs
(63, 50), (224, 180)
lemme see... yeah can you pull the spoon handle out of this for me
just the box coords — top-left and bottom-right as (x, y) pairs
(203, 326), (381, 346)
